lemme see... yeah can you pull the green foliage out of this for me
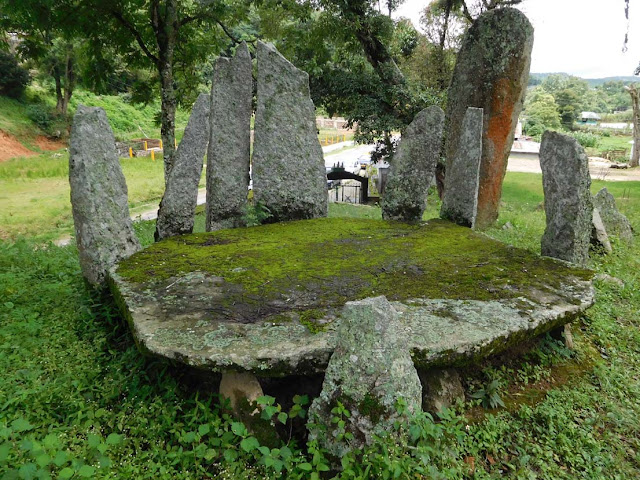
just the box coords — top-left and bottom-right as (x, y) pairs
(242, 202), (273, 227)
(568, 130), (600, 148)
(0, 51), (30, 98)
(2, 176), (640, 478)
(470, 379), (505, 409)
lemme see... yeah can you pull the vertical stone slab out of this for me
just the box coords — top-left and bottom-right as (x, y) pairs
(381, 106), (444, 222)
(593, 187), (633, 243)
(445, 7), (533, 229)
(307, 296), (422, 458)
(155, 93), (210, 240)
(540, 131), (593, 266)
(206, 42), (253, 231)
(69, 106), (140, 287)
(441, 107), (483, 228)
(252, 41), (327, 222)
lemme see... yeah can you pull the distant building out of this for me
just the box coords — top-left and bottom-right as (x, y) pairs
(580, 112), (601, 125)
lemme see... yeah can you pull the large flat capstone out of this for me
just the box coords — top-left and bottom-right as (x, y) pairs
(109, 218), (594, 376)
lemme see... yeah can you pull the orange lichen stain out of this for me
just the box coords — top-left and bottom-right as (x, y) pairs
(476, 77), (516, 228)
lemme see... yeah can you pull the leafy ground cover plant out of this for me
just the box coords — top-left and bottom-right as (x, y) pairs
(1, 175), (640, 478)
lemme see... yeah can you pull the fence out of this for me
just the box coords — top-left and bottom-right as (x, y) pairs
(328, 182), (361, 204)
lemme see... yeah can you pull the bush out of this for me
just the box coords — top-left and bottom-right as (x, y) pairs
(568, 131), (600, 148)
(0, 51), (30, 99)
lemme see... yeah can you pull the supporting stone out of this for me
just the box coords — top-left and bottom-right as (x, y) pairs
(252, 41), (327, 222)
(591, 208), (612, 254)
(219, 371), (279, 447)
(540, 131), (593, 266)
(593, 187), (633, 243)
(206, 42), (253, 231)
(419, 368), (465, 414)
(155, 93), (210, 240)
(445, 8), (533, 229)
(382, 106), (444, 222)
(69, 106), (140, 287)
(440, 107), (483, 228)
(551, 324), (575, 350)
(307, 296), (421, 458)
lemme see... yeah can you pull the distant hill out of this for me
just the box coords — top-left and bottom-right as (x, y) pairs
(530, 72), (640, 87)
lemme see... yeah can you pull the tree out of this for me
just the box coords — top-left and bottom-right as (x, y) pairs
(0, 50), (30, 98)
(626, 84), (640, 167)
(522, 88), (561, 136)
(0, 0), (79, 114)
(80, 0), (249, 180)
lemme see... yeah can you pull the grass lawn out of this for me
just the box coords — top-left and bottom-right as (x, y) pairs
(2, 171), (640, 478)
(0, 152), (206, 242)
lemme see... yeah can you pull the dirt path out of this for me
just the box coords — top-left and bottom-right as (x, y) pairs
(507, 154), (640, 182)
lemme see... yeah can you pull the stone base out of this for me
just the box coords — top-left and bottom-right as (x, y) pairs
(419, 368), (465, 413)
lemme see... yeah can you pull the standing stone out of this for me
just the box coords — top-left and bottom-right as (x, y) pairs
(307, 296), (422, 458)
(69, 106), (140, 287)
(252, 42), (327, 222)
(540, 131), (593, 266)
(206, 42), (253, 231)
(155, 94), (210, 240)
(591, 208), (612, 254)
(441, 107), (483, 228)
(445, 8), (534, 229)
(381, 106), (444, 222)
(418, 368), (465, 414)
(593, 187), (633, 242)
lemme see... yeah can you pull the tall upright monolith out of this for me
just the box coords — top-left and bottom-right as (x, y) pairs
(252, 41), (327, 222)
(206, 42), (253, 231)
(540, 131), (593, 266)
(445, 7), (533, 229)
(155, 93), (210, 240)
(381, 106), (444, 222)
(69, 106), (140, 287)
(441, 107), (483, 228)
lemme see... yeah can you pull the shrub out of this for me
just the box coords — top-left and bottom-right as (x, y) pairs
(0, 51), (30, 99)
(568, 131), (600, 148)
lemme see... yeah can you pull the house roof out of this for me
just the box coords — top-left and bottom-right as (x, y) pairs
(581, 111), (601, 120)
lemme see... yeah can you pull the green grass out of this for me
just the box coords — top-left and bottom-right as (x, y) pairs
(0, 153), (204, 242)
(3, 171), (640, 477)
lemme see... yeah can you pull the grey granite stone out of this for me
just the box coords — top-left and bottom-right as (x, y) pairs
(307, 296), (422, 457)
(381, 106), (444, 222)
(540, 131), (593, 266)
(252, 41), (327, 222)
(593, 187), (633, 243)
(108, 219), (594, 376)
(206, 43), (252, 231)
(441, 107), (483, 228)
(155, 93), (210, 240)
(445, 7), (533, 229)
(418, 368), (464, 413)
(69, 105), (140, 287)
(591, 208), (612, 254)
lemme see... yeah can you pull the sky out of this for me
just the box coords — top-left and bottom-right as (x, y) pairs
(393, 0), (640, 79)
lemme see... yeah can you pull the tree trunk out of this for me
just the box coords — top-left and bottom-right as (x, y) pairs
(61, 50), (76, 116)
(53, 64), (64, 114)
(151, 0), (178, 182)
(629, 85), (640, 168)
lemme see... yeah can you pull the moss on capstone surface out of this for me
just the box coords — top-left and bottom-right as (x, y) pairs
(116, 218), (592, 321)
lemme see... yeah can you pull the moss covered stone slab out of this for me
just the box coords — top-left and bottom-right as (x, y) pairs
(109, 218), (594, 375)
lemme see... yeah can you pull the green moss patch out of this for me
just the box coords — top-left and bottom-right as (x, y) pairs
(116, 218), (592, 323)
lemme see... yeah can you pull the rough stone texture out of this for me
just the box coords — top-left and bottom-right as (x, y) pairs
(540, 131), (593, 266)
(591, 208), (612, 254)
(419, 368), (464, 413)
(445, 7), (533, 229)
(307, 296), (422, 457)
(593, 187), (633, 243)
(69, 105), (140, 287)
(109, 218), (594, 376)
(252, 41), (327, 222)
(381, 106), (444, 222)
(206, 43), (252, 231)
(155, 94), (210, 240)
(441, 107), (483, 228)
